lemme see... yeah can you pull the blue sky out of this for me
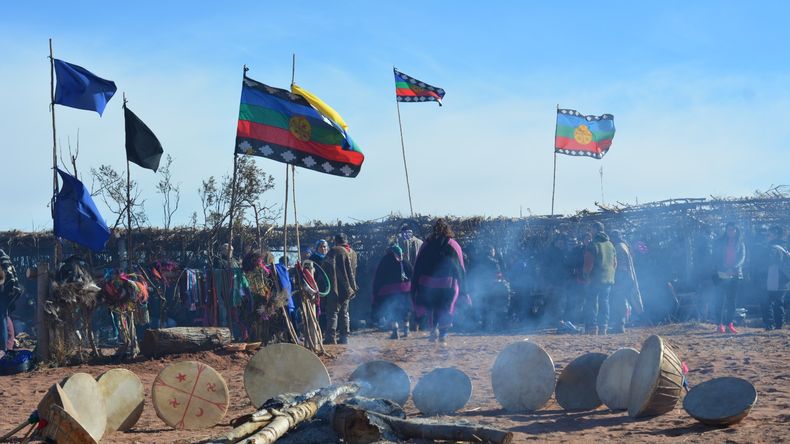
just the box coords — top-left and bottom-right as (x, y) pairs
(1, 1), (789, 231)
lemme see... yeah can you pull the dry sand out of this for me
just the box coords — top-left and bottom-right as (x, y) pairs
(0, 324), (787, 443)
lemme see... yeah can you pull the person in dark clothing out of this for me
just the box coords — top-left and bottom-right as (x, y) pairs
(712, 222), (746, 334)
(372, 244), (413, 339)
(411, 219), (466, 344)
(763, 226), (789, 330)
(323, 233), (358, 345)
(543, 234), (579, 333)
(0, 249), (22, 353)
(582, 222), (617, 335)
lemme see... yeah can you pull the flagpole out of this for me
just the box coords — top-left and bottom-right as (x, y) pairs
(122, 93), (134, 267)
(283, 164), (289, 264)
(551, 104), (559, 216)
(289, 54), (301, 262)
(227, 65), (248, 263)
(599, 164), (605, 204)
(395, 99), (415, 217)
(49, 38), (62, 265)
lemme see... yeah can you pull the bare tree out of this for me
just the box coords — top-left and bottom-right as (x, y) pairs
(156, 154), (181, 230)
(91, 164), (147, 231)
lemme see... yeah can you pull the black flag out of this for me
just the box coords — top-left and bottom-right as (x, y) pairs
(124, 106), (163, 171)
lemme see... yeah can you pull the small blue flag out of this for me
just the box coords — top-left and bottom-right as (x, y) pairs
(54, 59), (117, 116)
(54, 168), (111, 251)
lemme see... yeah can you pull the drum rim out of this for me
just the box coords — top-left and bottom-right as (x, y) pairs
(151, 360), (230, 430)
(491, 340), (556, 411)
(97, 368), (145, 433)
(682, 376), (757, 424)
(556, 352), (608, 411)
(244, 343), (331, 408)
(413, 367), (472, 415)
(595, 347), (639, 410)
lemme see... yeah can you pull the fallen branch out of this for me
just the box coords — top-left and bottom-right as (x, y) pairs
(332, 405), (513, 444)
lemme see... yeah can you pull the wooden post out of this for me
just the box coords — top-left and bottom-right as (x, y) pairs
(291, 165), (301, 260)
(49, 38), (62, 265)
(227, 65), (247, 259)
(35, 262), (50, 361)
(123, 94), (133, 268)
(282, 164), (289, 264)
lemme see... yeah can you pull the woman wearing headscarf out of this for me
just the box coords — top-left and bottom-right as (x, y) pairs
(411, 219), (466, 344)
(372, 244), (413, 339)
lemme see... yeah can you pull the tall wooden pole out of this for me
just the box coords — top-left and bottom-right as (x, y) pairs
(395, 99), (414, 217)
(292, 165), (300, 262)
(599, 164), (605, 204)
(49, 38), (62, 265)
(123, 93), (133, 268)
(551, 104), (559, 216)
(227, 65), (248, 262)
(282, 164), (289, 264)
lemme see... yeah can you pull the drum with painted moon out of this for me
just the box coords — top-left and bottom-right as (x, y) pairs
(412, 367), (472, 415)
(244, 343), (331, 408)
(596, 347), (639, 411)
(60, 372), (107, 442)
(491, 340), (556, 411)
(152, 361), (230, 430)
(97, 368), (145, 433)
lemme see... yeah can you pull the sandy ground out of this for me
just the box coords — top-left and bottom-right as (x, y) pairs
(0, 324), (787, 443)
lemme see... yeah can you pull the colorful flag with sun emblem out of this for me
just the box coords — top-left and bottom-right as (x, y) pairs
(236, 76), (364, 178)
(394, 68), (445, 106)
(554, 109), (615, 159)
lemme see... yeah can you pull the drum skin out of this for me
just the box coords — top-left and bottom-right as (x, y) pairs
(556, 352), (608, 411)
(61, 372), (108, 442)
(244, 343), (331, 408)
(683, 377), (757, 426)
(97, 368), (145, 433)
(596, 348), (639, 411)
(491, 340), (555, 412)
(350, 360), (411, 406)
(413, 368), (472, 415)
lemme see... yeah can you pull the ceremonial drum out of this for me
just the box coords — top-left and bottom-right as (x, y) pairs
(628, 335), (684, 418)
(412, 367), (472, 415)
(683, 377), (757, 426)
(37, 383), (80, 434)
(97, 368), (145, 433)
(556, 352), (608, 411)
(244, 343), (331, 408)
(40, 404), (98, 444)
(152, 361), (230, 430)
(596, 347), (640, 411)
(491, 340), (555, 411)
(349, 360), (411, 406)
(60, 372), (108, 442)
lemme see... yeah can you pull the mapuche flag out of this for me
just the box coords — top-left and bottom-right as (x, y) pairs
(54, 59), (117, 116)
(554, 109), (615, 159)
(394, 68), (445, 106)
(54, 168), (111, 252)
(124, 106), (164, 171)
(236, 76), (364, 178)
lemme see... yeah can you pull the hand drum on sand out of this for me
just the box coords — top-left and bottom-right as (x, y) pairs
(491, 340), (555, 411)
(60, 372), (108, 442)
(349, 360), (411, 406)
(412, 367), (472, 415)
(97, 368), (145, 434)
(556, 352), (608, 411)
(596, 347), (639, 411)
(683, 377), (757, 426)
(244, 343), (331, 408)
(152, 361), (230, 430)
(628, 335), (684, 418)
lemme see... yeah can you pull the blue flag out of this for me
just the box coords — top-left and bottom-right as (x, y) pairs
(54, 169), (111, 251)
(54, 59), (117, 116)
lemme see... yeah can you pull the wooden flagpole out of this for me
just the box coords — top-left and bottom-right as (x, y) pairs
(49, 38), (62, 265)
(290, 54), (301, 261)
(599, 164), (605, 204)
(227, 65), (247, 263)
(123, 93), (133, 267)
(551, 104), (559, 216)
(394, 70), (415, 217)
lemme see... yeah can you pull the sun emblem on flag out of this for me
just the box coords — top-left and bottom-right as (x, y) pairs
(573, 124), (593, 145)
(289, 116), (312, 142)
(411, 85), (424, 94)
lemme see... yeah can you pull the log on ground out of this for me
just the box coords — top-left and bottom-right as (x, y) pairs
(140, 327), (232, 357)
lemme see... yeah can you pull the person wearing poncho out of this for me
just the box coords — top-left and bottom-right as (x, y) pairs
(372, 244), (413, 339)
(411, 219), (466, 344)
